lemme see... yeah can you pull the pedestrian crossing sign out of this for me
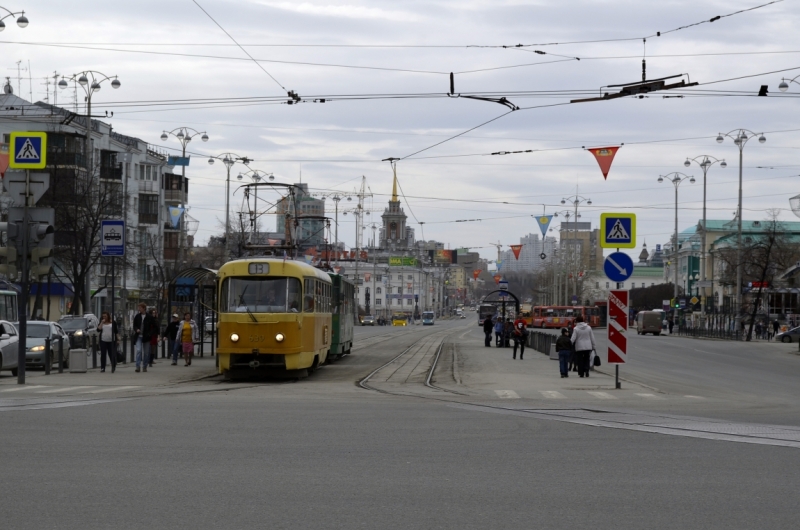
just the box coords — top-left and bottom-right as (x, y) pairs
(600, 213), (636, 248)
(9, 132), (47, 169)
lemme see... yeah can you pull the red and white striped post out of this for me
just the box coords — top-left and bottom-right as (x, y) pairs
(607, 290), (628, 389)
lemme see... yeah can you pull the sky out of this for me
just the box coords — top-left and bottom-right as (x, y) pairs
(2, 0), (799, 262)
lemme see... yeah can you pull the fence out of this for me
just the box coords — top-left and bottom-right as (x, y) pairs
(528, 331), (556, 355)
(676, 326), (743, 340)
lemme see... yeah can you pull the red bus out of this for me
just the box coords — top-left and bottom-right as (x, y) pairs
(531, 306), (602, 328)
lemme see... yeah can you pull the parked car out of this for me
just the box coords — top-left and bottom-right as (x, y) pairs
(0, 320), (20, 376)
(204, 315), (216, 335)
(362, 315), (375, 326)
(23, 321), (71, 369)
(57, 314), (99, 348)
(775, 326), (800, 343)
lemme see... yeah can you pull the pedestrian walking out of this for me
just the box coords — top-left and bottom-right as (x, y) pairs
(494, 318), (503, 346)
(483, 315), (494, 347)
(570, 315), (596, 378)
(504, 318), (514, 348)
(133, 303), (148, 372)
(512, 316), (528, 359)
(755, 321), (763, 340)
(164, 314), (181, 365)
(176, 312), (198, 366)
(96, 312), (118, 373)
(773, 319), (780, 339)
(667, 315), (674, 335)
(148, 309), (160, 367)
(555, 327), (573, 378)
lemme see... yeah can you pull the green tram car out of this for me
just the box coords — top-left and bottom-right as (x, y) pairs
(327, 273), (354, 359)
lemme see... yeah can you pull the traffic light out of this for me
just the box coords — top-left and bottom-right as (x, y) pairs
(28, 221), (54, 278)
(0, 222), (19, 279)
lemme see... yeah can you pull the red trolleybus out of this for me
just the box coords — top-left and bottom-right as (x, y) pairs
(531, 306), (602, 328)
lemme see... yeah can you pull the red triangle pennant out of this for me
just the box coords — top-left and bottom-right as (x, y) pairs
(510, 244), (523, 260)
(588, 146), (620, 180)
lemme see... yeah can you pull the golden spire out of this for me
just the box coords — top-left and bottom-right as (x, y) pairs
(391, 163), (398, 202)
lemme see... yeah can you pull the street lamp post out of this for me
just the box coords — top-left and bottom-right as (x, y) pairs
(161, 127), (208, 268)
(560, 194), (592, 305)
(716, 129), (766, 330)
(683, 155), (726, 315)
(658, 172), (695, 300)
(0, 6), (28, 31)
(208, 153), (251, 256)
(59, 70), (120, 314)
(237, 169), (274, 244)
(778, 74), (800, 93)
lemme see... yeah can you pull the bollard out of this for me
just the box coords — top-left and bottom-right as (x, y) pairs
(122, 334), (127, 364)
(58, 336), (64, 374)
(161, 338), (166, 359)
(91, 334), (98, 369)
(130, 335), (136, 364)
(44, 337), (51, 375)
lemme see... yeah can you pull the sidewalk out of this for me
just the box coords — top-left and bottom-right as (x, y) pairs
(0, 352), (219, 390)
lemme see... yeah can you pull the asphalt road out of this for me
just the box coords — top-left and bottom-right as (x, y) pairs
(2, 318), (799, 529)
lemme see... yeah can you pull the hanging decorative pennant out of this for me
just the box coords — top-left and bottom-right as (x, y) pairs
(303, 255), (313, 264)
(168, 207), (185, 229)
(496, 259), (503, 271)
(472, 269), (481, 280)
(510, 244), (523, 260)
(493, 274), (501, 284)
(588, 146), (620, 180)
(536, 215), (553, 237)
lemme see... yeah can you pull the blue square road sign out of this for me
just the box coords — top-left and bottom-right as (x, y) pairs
(9, 131), (47, 169)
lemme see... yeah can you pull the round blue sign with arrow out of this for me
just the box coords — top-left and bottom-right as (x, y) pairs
(604, 252), (634, 283)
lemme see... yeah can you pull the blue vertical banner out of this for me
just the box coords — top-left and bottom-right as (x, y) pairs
(536, 215), (553, 237)
(168, 206), (185, 228)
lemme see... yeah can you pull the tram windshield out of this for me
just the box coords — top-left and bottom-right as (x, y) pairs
(221, 277), (302, 313)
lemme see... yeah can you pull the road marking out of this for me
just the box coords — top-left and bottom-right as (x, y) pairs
(495, 390), (519, 399)
(37, 386), (96, 394)
(79, 386), (141, 394)
(635, 393), (662, 399)
(684, 395), (706, 399)
(587, 391), (616, 400)
(540, 391), (566, 399)
(1, 385), (49, 392)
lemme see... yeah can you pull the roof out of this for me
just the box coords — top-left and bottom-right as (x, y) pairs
(697, 219), (800, 232)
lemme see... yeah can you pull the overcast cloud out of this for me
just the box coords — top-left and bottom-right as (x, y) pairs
(3, 0), (799, 261)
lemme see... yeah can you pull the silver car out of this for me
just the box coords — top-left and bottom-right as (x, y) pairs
(0, 320), (20, 377)
(776, 326), (800, 343)
(24, 321), (71, 369)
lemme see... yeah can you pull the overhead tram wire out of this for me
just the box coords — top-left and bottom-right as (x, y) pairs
(191, 0), (287, 92)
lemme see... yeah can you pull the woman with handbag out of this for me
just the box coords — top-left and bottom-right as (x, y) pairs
(175, 312), (198, 367)
(570, 315), (596, 378)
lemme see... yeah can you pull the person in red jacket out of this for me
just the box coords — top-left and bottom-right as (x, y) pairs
(512, 317), (528, 360)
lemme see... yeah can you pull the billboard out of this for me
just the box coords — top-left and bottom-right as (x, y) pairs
(430, 249), (456, 264)
(389, 256), (417, 266)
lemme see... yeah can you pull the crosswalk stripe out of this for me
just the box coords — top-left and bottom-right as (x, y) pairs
(635, 393), (662, 399)
(1, 385), (49, 392)
(37, 386), (95, 394)
(79, 386), (141, 394)
(587, 391), (616, 400)
(540, 391), (566, 399)
(684, 395), (705, 399)
(495, 390), (520, 399)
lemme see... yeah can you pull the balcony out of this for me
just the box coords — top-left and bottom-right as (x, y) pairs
(164, 248), (178, 261)
(138, 213), (158, 225)
(100, 165), (123, 180)
(164, 189), (186, 203)
(47, 151), (86, 168)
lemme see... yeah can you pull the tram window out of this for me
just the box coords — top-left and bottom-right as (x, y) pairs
(221, 277), (301, 313)
(304, 279), (315, 312)
(288, 278), (301, 312)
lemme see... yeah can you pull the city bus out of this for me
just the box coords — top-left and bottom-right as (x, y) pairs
(478, 304), (495, 326)
(531, 306), (602, 329)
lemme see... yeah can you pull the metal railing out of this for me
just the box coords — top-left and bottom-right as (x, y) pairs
(528, 331), (556, 355)
(676, 326), (743, 340)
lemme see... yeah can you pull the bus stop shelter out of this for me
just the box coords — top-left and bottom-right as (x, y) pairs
(168, 267), (217, 357)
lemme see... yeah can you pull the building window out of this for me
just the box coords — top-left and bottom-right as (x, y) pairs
(376, 299), (382, 306)
(376, 275), (382, 282)
(642, 283), (646, 288)
(407, 275), (412, 280)
(397, 287), (402, 294)
(595, 282), (599, 288)
(605, 282), (609, 288)
(138, 194), (159, 224)
(376, 287), (382, 294)
(407, 299), (413, 306)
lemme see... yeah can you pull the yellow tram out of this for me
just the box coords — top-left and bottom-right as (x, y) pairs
(216, 258), (332, 377)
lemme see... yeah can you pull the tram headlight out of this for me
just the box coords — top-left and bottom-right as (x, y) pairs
(275, 333), (285, 343)
(230, 333), (240, 343)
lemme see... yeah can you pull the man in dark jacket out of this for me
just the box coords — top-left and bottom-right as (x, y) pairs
(164, 314), (181, 365)
(139, 309), (157, 372)
(133, 303), (147, 372)
(555, 327), (573, 378)
(483, 316), (494, 347)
